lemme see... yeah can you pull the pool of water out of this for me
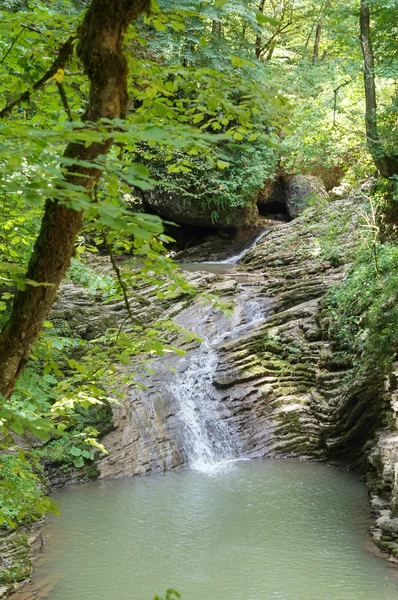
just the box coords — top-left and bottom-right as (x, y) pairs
(15, 459), (398, 600)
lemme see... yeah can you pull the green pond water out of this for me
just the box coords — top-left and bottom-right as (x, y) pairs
(16, 459), (398, 600)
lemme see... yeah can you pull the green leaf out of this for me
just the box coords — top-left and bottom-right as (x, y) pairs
(81, 450), (94, 460)
(69, 447), (82, 457)
(255, 11), (281, 27)
(74, 456), (84, 468)
(217, 160), (229, 170)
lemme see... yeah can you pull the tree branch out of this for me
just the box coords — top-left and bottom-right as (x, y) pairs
(257, 20), (293, 58)
(0, 36), (75, 119)
(0, 32), (22, 65)
(333, 79), (352, 127)
(56, 81), (73, 121)
(102, 232), (140, 327)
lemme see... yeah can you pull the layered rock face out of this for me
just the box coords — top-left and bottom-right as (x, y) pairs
(0, 528), (43, 600)
(0, 532), (30, 599)
(7, 189), (391, 568)
(95, 192), (398, 558)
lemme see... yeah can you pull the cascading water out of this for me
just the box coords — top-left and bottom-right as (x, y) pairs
(168, 232), (272, 472)
(219, 228), (269, 264)
(167, 343), (241, 472)
(168, 289), (270, 471)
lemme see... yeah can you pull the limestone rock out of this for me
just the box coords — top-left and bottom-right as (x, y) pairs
(144, 189), (260, 229)
(309, 164), (345, 192)
(286, 175), (329, 218)
(257, 178), (285, 208)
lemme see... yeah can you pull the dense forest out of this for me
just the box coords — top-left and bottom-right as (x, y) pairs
(0, 0), (397, 598)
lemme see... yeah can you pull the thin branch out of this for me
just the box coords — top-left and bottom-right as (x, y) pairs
(0, 36), (75, 119)
(56, 81), (73, 121)
(333, 79), (352, 127)
(258, 20), (293, 57)
(0, 32), (22, 65)
(20, 24), (45, 36)
(102, 231), (139, 327)
(116, 316), (130, 342)
(305, 1), (326, 49)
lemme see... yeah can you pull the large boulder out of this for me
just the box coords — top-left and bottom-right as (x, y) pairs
(286, 175), (329, 218)
(144, 190), (260, 229)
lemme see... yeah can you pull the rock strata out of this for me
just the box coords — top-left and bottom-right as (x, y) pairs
(96, 192), (398, 561)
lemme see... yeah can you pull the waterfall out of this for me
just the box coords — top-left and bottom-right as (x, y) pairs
(167, 230), (271, 472)
(167, 293), (269, 472)
(218, 229), (269, 265)
(167, 343), (241, 472)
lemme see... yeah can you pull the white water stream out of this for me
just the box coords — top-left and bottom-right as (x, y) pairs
(219, 228), (269, 264)
(167, 344), (241, 472)
(170, 234), (270, 472)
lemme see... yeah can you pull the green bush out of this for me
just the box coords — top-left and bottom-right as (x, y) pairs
(324, 243), (398, 370)
(140, 140), (279, 221)
(0, 454), (52, 528)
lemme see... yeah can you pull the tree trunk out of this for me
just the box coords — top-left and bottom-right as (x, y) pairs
(212, 20), (222, 37)
(312, 23), (322, 63)
(359, 0), (398, 178)
(255, 0), (266, 59)
(0, 0), (151, 400)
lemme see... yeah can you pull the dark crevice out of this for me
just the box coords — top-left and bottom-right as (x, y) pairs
(258, 200), (291, 222)
(164, 222), (235, 251)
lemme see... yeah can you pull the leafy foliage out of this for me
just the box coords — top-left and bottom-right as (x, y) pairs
(140, 140), (279, 220)
(325, 241), (398, 370)
(153, 590), (181, 600)
(0, 451), (59, 528)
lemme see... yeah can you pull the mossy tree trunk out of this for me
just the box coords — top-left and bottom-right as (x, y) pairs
(359, 0), (398, 178)
(0, 0), (151, 400)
